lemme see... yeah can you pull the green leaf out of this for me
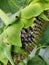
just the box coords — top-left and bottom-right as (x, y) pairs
(0, 45), (15, 65)
(19, 62), (25, 65)
(40, 2), (49, 10)
(0, 9), (19, 26)
(27, 55), (47, 65)
(21, 3), (43, 19)
(31, 0), (49, 10)
(4, 45), (15, 65)
(0, 0), (31, 13)
(8, 0), (32, 13)
(13, 46), (26, 54)
(21, 18), (36, 28)
(0, 0), (12, 13)
(0, 18), (5, 34)
(0, 9), (10, 26)
(8, 11), (21, 25)
(39, 24), (49, 45)
(0, 21), (24, 47)
(0, 58), (8, 65)
(21, 0), (49, 19)
(39, 48), (49, 65)
(39, 13), (49, 21)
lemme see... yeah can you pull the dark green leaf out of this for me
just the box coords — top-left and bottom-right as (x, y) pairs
(39, 24), (49, 45)
(0, 18), (5, 34)
(27, 55), (47, 65)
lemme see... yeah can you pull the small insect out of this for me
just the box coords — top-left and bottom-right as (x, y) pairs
(7, 17), (48, 65)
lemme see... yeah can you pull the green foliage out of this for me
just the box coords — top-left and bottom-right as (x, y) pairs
(0, 19), (5, 34)
(13, 46), (26, 54)
(39, 24), (49, 45)
(27, 55), (47, 65)
(0, 0), (49, 65)
(0, 45), (15, 65)
(21, 3), (43, 19)
(0, 0), (32, 13)
(39, 13), (49, 21)
(0, 9), (10, 26)
(21, 18), (36, 28)
(0, 20), (24, 47)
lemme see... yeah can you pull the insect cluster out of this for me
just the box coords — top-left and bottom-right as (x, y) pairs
(0, 0), (49, 65)
(7, 17), (48, 65)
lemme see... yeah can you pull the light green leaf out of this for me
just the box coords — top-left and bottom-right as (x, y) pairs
(39, 13), (49, 21)
(21, 3), (43, 19)
(4, 45), (15, 65)
(0, 9), (10, 26)
(0, 45), (15, 65)
(13, 46), (26, 54)
(40, 2), (49, 10)
(21, 18), (36, 28)
(0, 21), (24, 47)
(39, 48), (49, 65)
